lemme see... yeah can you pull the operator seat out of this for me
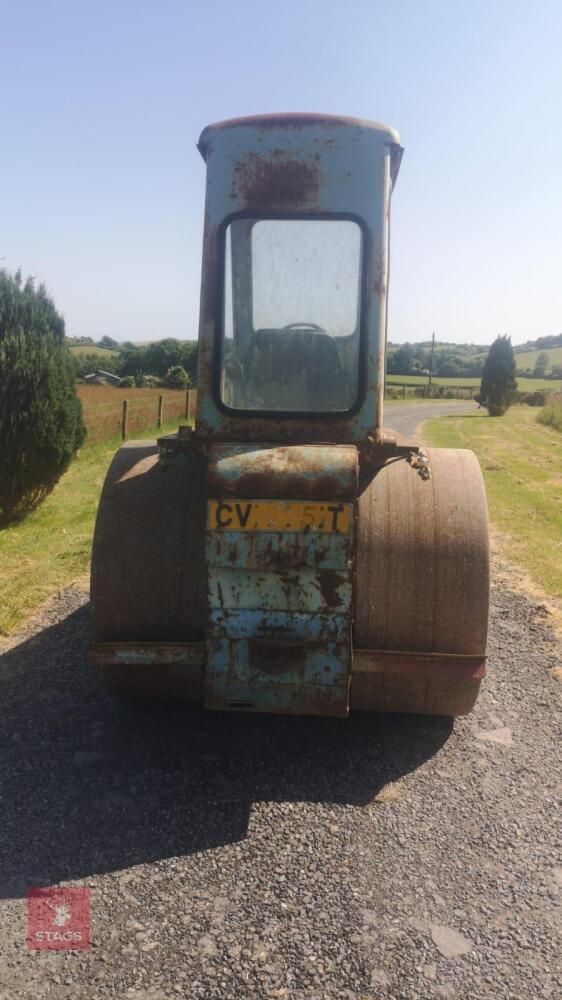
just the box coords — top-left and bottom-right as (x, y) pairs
(244, 326), (350, 411)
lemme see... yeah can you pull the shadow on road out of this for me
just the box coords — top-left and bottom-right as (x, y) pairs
(0, 602), (452, 898)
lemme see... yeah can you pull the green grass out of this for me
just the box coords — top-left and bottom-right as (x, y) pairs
(384, 396), (470, 405)
(386, 374), (559, 391)
(424, 406), (562, 598)
(514, 345), (562, 371)
(0, 418), (188, 635)
(387, 374), (481, 385)
(68, 345), (119, 357)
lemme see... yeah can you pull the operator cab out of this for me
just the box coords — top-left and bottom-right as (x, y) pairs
(194, 113), (402, 445)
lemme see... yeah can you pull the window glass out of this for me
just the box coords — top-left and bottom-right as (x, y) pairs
(221, 218), (362, 412)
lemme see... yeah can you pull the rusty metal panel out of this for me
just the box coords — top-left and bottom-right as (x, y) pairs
(207, 567), (351, 613)
(209, 610), (348, 642)
(351, 649), (486, 716)
(207, 444), (358, 499)
(205, 442), (356, 715)
(206, 531), (349, 571)
(89, 642), (205, 668)
(352, 649), (486, 679)
(89, 642), (205, 702)
(205, 638), (349, 717)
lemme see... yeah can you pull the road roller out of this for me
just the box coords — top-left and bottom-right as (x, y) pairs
(90, 113), (489, 716)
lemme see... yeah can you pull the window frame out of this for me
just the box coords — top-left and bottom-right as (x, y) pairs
(215, 211), (370, 420)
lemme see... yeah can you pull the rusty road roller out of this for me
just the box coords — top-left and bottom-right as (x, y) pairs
(90, 114), (489, 716)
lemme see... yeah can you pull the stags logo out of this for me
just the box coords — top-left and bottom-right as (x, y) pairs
(27, 887), (91, 950)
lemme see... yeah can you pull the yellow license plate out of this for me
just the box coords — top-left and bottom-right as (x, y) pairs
(207, 499), (353, 534)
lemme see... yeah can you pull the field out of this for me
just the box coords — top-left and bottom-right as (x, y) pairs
(68, 344), (119, 357)
(0, 417), (189, 635)
(424, 406), (562, 599)
(514, 345), (562, 370)
(78, 385), (194, 442)
(386, 374), (560, 392)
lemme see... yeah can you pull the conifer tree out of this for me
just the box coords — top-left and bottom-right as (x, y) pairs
(478, 335), (518, 416)
(0, 270), (86, 522)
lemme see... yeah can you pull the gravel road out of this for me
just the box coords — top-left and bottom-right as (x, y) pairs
(0, 404), (560, 1000)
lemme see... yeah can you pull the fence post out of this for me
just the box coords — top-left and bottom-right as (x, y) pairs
(185, 389), (190, 419)
(187, 389), (196, 423)
(402, 384), (406, 399)
(456, 387), (460, 399)
(157, 394), (164, 428)
(121, 399), (128, 440)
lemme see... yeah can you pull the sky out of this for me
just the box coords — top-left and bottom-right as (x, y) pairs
(1, 0), (561, 347)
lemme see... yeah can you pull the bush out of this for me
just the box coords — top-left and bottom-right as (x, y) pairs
(164, 364), (190, 389)
(0, 270), (86, 523)
(478, 335), (518, 416)
(119, 375), (135, 388)
(538, 393), (562, 431)
(516, 390), (549, 407)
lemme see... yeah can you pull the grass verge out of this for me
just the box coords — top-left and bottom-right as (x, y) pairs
(0, 418), (188, 636)
(423, 406), (562, 599)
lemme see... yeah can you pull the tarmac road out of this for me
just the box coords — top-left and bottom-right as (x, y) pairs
(383, 398), (477, 440)
(0, 403), (560, 1000)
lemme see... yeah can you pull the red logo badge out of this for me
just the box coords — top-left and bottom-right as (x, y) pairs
(27, 887), (91, 950)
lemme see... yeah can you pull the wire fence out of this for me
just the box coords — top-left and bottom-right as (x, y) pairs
(78, 386), (196, 444)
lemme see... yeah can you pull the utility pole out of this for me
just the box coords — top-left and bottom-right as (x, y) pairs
(428, 331), (436, 396)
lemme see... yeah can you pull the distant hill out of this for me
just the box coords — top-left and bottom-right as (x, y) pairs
(513, 333), (562, 354)
(514, 345), (562, 372)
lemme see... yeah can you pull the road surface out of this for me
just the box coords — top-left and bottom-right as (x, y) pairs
(384, 399), (477, 440)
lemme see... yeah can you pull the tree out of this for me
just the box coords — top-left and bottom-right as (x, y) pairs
(98, 335), (119, 350)
(437, 359), (462, 378)
(164, 364), (190, 389)
(478, 335), (518, 416)
(388, 343), (415, 375)
(0, 270), (86, 522)
(144, 338), (184, 375)
(533, 351), (549, 377)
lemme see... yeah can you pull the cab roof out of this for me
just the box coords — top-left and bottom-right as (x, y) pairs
(198, 112), (401, 160)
